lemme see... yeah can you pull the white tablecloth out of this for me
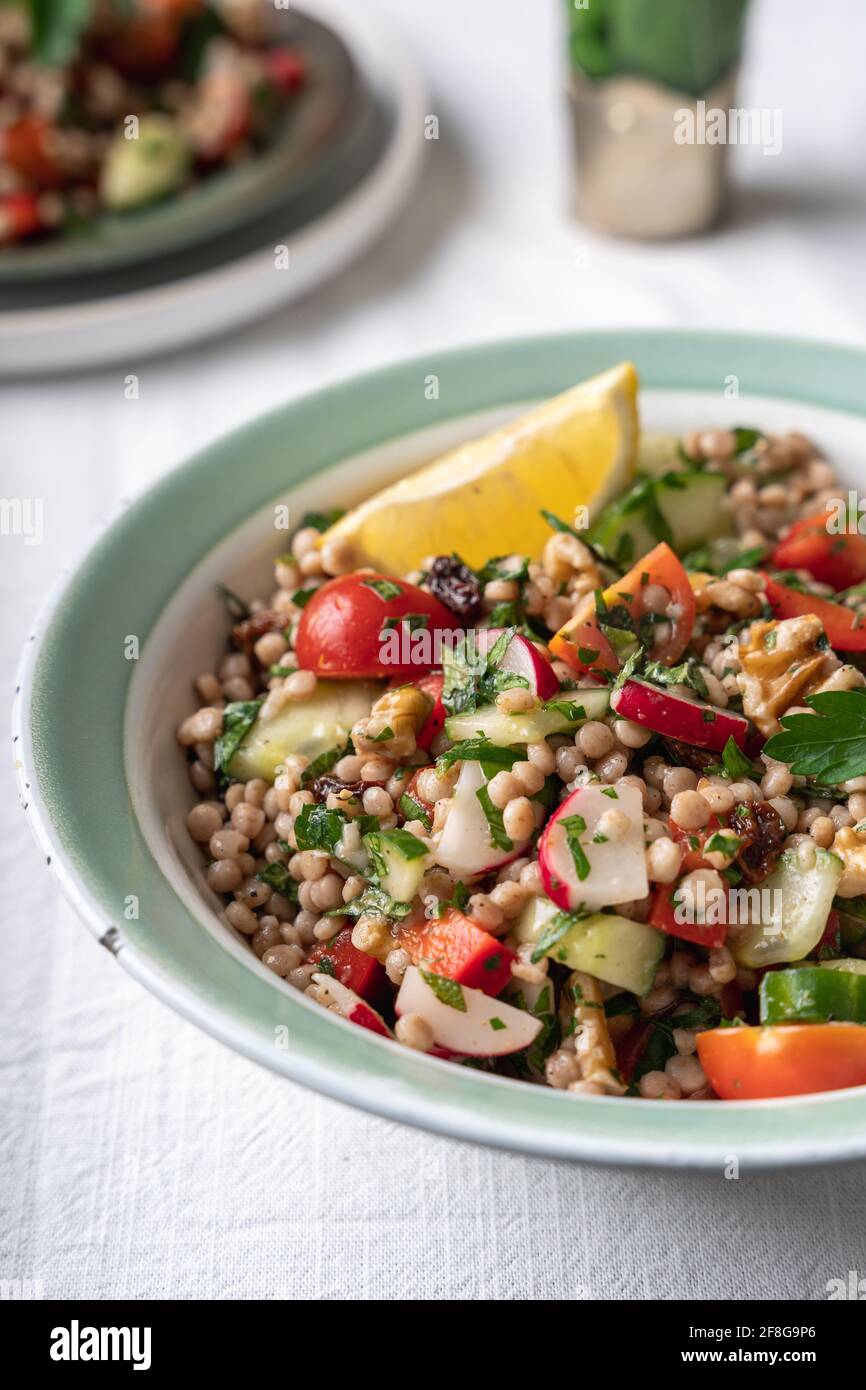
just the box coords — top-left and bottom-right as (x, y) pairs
(3, 0), (866, 1301)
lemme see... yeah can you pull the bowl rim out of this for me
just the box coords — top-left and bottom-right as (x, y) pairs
(15, 326), (866, 1170)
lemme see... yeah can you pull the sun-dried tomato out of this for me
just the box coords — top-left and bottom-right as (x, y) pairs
(232, 609), (286, 658)
(730, 799), (787, 883)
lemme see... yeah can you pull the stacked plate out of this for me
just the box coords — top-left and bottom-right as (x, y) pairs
(0, 0), (425, 375)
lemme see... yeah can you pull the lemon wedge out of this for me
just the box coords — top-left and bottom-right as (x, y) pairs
(321, 361), (639, 573)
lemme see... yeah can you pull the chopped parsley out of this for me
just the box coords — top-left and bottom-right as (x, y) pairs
(362, 578), (403, 601)
(419, 969), (466, 1011)
(213, 698), (262, 778)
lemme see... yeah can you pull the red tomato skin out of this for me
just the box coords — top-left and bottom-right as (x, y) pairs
(697, 1023), (866, 1099)
(307, 928), (387, 1006)
(265, 47), (307, 91)
(414, 672), (445, 749)
(772, 511), (866, 591)
(669, 816), (721, 873)
(0, 192), (42, 244)
(397, 910), (516, 996)
(295, 573), (456, 678)
(550, 543), (695, 677)
(649, 882), (727, 949)
(763, 575), (866, 650)
(2, 116), (66, 188)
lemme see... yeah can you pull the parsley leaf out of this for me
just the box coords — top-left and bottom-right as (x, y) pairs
(300, 737), (354, 786)
(442, 627), (529, 715)
(213, 699), (262, 777)
(530, 907), (588, 963)
(297, 508), (344, 534)
(256, 862), (299, 901)
(399, 794), (432, 830)
(560, 813), (591, 881)
(763, 690), (866, 784)
(362, 578), (403, 601)
(419, 969), (466, 1011)
(436, 738), (522, 778)
(475, 785), (513, 852)
(330, 886), (413, 920)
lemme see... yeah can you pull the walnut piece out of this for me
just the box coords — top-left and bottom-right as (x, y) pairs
(829, 827), (866, 898)
(560, 971), (626, 1095)
(737, 614), (844, 736)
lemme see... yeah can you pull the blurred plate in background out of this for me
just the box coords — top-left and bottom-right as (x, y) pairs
(0, 0), (426, 375)
(0, 10), (358, 285)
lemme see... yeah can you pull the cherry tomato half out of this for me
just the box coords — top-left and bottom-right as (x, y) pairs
(549, 542), (695, 677)
(763, 574), (866, 651)
(697, 1022), (866, 1099)
(772, 509), (866, 591)
(295, 573), (457, 678)
(1, 116), (66, 189)
(649, 881), (728, 950)
(0, 192), (43, 245)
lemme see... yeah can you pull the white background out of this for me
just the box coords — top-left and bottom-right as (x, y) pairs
(3, 0), (866, 1300)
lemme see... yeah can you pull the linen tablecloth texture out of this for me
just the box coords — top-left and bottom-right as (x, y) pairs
(3, 0), (866, 1300)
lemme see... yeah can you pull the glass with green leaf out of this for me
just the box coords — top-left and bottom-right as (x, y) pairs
(564, 0), (751, 238)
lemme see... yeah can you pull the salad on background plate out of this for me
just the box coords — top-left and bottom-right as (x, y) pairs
(175, 362), (866, 1104)
(0, 0), (314, 250)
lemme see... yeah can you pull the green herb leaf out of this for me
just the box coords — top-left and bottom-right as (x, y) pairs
(419, 969), (466, 1011)
(298, 508), (344, 534)
(720, 735), (758, 780)
(475, 785), (513, 852)
(529, 907), (587, 963)
(436, 737), (522, 778)
(301, 738), (354, 786)
(216, 582), (251, 620)
(763, 690), (866, 784)
(213, 699), (262, 777)
(362, 578), (403, 601)
(28, 0), (92, 65)
(399, 794), (432, 830)
(331, 886), (413, 920)
(560, 814), (591, 881)
(256, 862), (299, 901)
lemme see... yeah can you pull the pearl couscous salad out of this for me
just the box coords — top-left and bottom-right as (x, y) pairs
(177, 364), (866, 1102)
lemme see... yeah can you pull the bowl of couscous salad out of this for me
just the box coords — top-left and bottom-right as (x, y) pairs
(17, 330), (866, 1168)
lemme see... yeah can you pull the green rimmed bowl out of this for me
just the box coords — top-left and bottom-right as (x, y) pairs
(15, 329), (866, 1169)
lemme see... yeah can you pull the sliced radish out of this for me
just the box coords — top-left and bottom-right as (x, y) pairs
(538, 783), (648, 911)
(433, 758), (531, 878)
(474, 627), (559, 700)
(611, 677), (757, 755)
(396, 965), (542, 1057)
(311, 973), (393, 1038)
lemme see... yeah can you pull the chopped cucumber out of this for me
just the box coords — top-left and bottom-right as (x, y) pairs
(444, 688), (610, 746)
(101, 115), (191, 211)
(636, 431), (684, 478)
(760, 966), (866, 1024)
(833, 895), (866, 950)
(819, 957), (866, 976)
(588, 470), (731, 567)
(364, 828), (430, 901)
(730, 848), (843, 968)
(228, 679), (381, 783)
(514, 899), (663, 996)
